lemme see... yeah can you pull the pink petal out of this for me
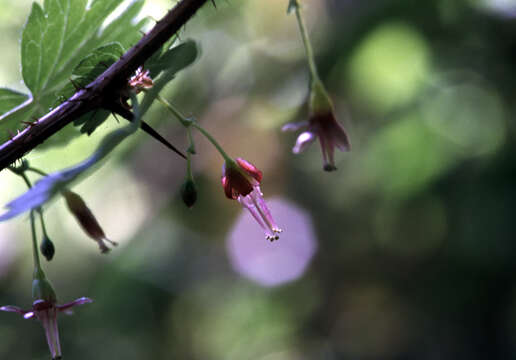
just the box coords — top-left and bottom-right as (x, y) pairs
(24, 311), (35, 319)
(0, 305), (27, 315)
(331, 122), (351, 152)
(221, 176), (234, 199)
(236, 158), (262, 183)
(292, 131), (316, 154)
(57, 297), (93, 313)
(281, 121), (308, 132)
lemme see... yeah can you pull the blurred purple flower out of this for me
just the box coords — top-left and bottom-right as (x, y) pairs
(222, 158), (282, 241)
(283, 81), (350, 171)
(1, 297), (92, 359)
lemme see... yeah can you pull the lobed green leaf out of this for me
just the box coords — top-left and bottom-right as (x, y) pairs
(0, 89), (30, 115)
(0, 0), (146, 147)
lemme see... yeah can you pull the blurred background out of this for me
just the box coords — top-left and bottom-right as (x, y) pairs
(1, 0), (516, 359)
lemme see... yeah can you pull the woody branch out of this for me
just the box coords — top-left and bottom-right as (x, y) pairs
(0, 0), (209, 172)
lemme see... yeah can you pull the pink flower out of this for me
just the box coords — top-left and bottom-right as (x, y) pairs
(283, 81), (350, 171)
(1, 297), (92, 359)
(222, 158), (282, 241)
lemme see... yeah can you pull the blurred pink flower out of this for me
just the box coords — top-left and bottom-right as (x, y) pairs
(222, 158), (282, 241)
(1, 297), (92, 360)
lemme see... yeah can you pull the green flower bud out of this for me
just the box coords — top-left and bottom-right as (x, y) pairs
(32, 273), (56, 303)
(40, 235), (55, 261)
(181, 179), (197, 208)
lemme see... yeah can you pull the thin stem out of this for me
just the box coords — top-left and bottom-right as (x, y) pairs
(155, 94), (191, 127)
(293, 1), (320, 82)
(19, 172), (32, 189)
(186, 151), (194, 180)
(187, 127), (196, 155)
(30, 210), (42, 273)
(39, 211), (49, 239)
(185, 128), (195, 180)
(190, 122), (232, 162)
(155, 94), (233, 162)
(7, 167), (44, 272)
(27, 167), (48, 177)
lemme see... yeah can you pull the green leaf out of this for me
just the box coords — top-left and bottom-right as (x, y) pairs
(59, 42), (125, 101)
(141, 40), (199, 116)
(74, 110), (111, 135)
(0, 0), (146, 147)
(60, 43), (125, 135)
(0, 94), (142, 222)
(0, 89), (30, 115)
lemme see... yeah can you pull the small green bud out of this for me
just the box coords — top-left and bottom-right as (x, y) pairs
(40, 235), (55, 261)
(32, 273), (56, 303)
(181, 179), (197, 208)
(309, 80), (333, 115)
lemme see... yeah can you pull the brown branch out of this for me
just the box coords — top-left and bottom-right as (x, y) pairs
(0, 0), (208, 172)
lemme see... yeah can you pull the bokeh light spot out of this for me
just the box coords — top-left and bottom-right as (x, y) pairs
(421, 82), (506, 156)
(346, 22), (431, 113)
(227, 197), (317, 287)
(363, 114), (451, 198)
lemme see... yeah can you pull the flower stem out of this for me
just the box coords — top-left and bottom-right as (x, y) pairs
(155, 94), (191, 128)
(190, 122), (232, 162)
(292, 0), (320, 82)
(27, 167), (48, 177)
(39, 211), (49, 239)
(30, 210), (43, 275)
(155, 94), (233, 162)
(7, 165), (46, 275)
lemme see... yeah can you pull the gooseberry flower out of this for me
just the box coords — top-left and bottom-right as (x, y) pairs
(222, 158), (282, 241)
(282, 80), (350, 171)
(1, 275), (91, 360)
(128, 66), (154, 93)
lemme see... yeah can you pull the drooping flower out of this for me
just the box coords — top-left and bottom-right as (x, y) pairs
(222, 158), (282, 241)
(1, 297), (92, 360)
(63, 190), (117, 253)
(282, 80), (350, 171)
(1, 273), (92, 360)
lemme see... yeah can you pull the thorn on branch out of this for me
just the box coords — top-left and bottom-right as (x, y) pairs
(69, 78), (84, 91)
(104, 100), (187, 160)
(112, 112), (120, 123)
(99, 61), (111, 69)
(22, 120), (38, 129)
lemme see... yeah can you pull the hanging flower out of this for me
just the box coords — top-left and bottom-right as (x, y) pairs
(63, 190), (117, 253)
(2, 273), (92, 360)
(222, 158), (282, 241)
(282, 80), (350, 171)
(1, 297), (92, 360)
